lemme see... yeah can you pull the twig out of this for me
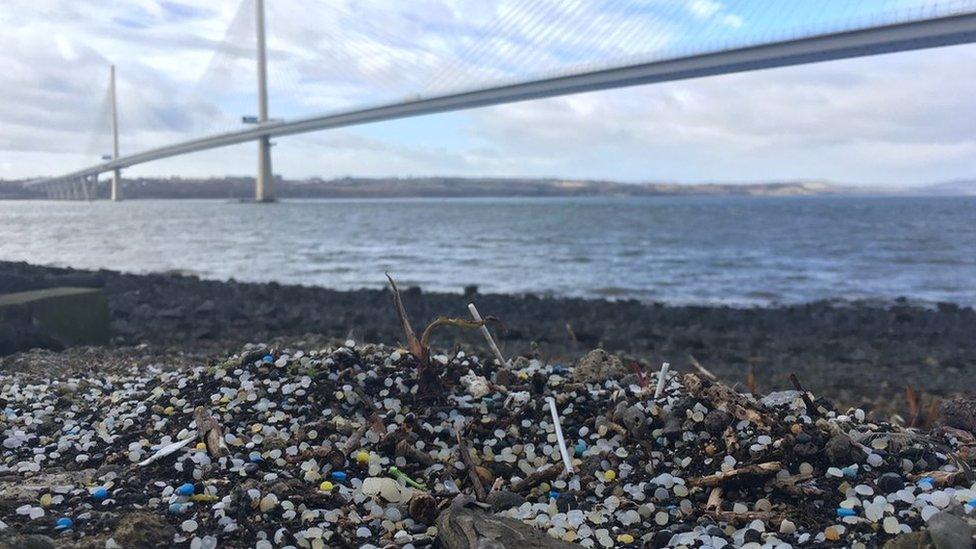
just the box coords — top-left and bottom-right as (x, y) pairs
(690, 461), (782, 488)
(688, 355), (718, 381)
(455, 425), (486, 501)
(788, 373), (818, 417)
(468, 303), (507, 367)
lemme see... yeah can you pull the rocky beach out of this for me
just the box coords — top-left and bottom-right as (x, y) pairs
(2, 260), (974, 413)
(2, 260), (976, 548)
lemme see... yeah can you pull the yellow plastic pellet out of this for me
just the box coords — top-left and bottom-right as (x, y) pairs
(604, 470), (617, 482)
(617, 534), (634, 544)
(319, 481), (334, 492)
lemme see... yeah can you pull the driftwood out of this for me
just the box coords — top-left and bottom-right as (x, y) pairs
(683, 374), (773, 429)
(689, 461), (781, 488)
(437, 496), (578, 549)
(770, 473), (825, 497)
(510, 464), (563, 493)
(706, 487), (723, 511)
(704, 509), (778, 525)
(193, 406), (228, 458)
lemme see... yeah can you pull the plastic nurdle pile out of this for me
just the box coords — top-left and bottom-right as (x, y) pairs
(0, 285), (974, 548)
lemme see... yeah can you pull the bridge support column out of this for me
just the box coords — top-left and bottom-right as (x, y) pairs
(110, 169), (121, 201)
(256, 137), (273, 202)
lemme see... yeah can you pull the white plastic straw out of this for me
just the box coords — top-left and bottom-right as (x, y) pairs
(468, 303), (507, 367)
(546, 396), (575, 474)
(654, 362), (671, 399)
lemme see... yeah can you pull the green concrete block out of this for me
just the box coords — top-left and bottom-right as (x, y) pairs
(0, 287), (110, 346)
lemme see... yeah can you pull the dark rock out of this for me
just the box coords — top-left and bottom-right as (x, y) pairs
(409, 493), (440, 525)
(620, 405), (648, 435)
(877, 472), (905, 492)
(0, 535), (56, 549)
(883, 531), (932, 549)
(825, 433), (863, 465)
(661, 416), (684, 437)
(486, 490), (527, 512)
(704, 409), (733, 436)
(112, 512), (176, 548)
(928, 512), (973, 549)
(940, 398), (976, 434)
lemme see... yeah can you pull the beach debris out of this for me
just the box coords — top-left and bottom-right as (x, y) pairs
(192, 406), (228, 458)
(654, 361), (671, 398)
(361, 476), (414, 503)
(546, 396), (575, 474)
(459, 372), (491, 399)
(386, 274), (490, 392)
(437, 496), (578, 549)
(138, 436), (195, 467)
(468, 302), (508, 367)
(2, 340), (976, 547)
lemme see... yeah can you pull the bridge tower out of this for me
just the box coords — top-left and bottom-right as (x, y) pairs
(254, 0), (274, 202)
(110, 65), (122, 201)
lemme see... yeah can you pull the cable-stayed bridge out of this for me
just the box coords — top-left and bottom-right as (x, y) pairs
(29, 0), (976, 202)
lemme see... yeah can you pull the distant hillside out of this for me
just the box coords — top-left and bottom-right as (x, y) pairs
(916, 179), (976, 196)
(0, 176), (853, 200)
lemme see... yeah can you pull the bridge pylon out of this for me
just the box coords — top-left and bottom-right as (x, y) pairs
(110, 65), (122, 201)
(254, 0), (274, 202)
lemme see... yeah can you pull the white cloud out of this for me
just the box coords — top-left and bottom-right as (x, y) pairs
(722, 14), (743, 28)
(0, 0), (974, 187)
(688, 0), (722, 19)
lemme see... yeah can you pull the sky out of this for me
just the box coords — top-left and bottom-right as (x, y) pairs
(1, 0), (975, 186)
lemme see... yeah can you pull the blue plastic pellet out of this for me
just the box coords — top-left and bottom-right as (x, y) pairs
(836, 508), (856, 517)
(549, 490), (560, 500)
(177, 483), (195, 496)
(262, 355), (274, 363)
(55, 517), (74, 530)
(91, 487), (108, 501)
(574, 441), (587, 456)
(331, 471), (347, 481)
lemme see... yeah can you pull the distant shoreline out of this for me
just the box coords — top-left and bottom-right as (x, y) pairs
(2, 175), (973, 200)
